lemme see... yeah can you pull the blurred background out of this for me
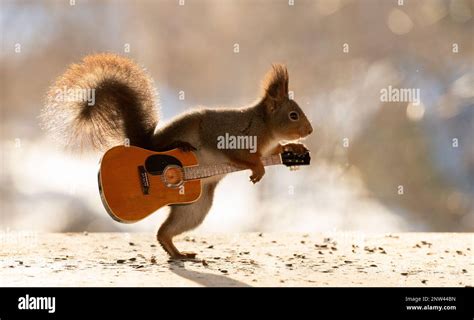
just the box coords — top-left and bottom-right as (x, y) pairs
(1, 0), (473, 233)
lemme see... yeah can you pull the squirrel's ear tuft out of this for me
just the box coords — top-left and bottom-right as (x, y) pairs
(262, 64), (289, 101)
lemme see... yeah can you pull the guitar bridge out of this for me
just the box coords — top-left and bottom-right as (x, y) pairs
(138, 166), (150, 195)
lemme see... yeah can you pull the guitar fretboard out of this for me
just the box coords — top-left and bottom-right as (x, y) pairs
(183, 154), (282, 180)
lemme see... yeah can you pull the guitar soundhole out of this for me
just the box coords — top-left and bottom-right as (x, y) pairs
(145, 154), (182, 175)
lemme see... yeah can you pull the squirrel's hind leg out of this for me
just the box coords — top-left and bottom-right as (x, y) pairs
(157, 182), (217, 260)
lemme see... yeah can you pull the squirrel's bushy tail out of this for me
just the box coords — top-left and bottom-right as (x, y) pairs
(41, 53), (159, 151)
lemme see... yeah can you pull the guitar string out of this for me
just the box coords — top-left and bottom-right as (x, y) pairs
(183, 154), (282, 180)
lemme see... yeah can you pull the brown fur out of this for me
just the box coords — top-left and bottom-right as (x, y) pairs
(262, 64), (289, 101)
(42, 54), (313, 259)
(41, 53), (158, 151)
(153, 64), (313, 258)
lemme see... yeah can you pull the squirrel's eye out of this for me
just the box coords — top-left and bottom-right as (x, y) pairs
(289, 111), (299, 121)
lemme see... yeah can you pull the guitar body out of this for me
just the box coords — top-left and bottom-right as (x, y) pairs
(98, 145), (310, 224)
(98, 146), (201, 223)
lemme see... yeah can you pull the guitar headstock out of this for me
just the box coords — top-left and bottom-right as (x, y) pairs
(280, 151), (311, 167)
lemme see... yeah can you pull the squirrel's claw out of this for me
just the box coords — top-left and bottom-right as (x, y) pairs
(250, 176), (260, 184)
(169, 251), (198, 260)
(249, 168), (265, 184)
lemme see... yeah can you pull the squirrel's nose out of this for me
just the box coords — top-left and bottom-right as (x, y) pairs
(307, 123), (313, 135)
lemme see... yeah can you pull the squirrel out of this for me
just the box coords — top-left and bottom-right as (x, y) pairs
(41, 53), (313, 259)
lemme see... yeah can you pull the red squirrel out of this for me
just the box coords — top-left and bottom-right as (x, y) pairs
(41, 53), (313, 259)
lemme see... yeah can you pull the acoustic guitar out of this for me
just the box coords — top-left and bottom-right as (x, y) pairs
(98, 145), (310, 223)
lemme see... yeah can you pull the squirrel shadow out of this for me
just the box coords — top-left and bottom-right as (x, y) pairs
(168, 260), (252, 287)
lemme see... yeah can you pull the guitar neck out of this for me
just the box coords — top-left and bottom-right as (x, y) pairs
(183, 154), (282, 180)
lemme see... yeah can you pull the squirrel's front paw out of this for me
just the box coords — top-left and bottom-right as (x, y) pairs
(250, 166), (265, 184)
(282, 143), (308, 154)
